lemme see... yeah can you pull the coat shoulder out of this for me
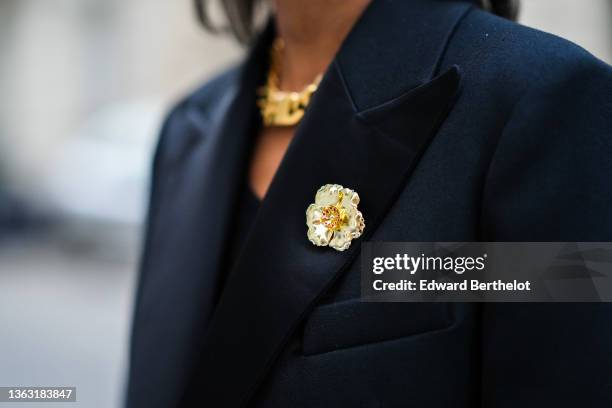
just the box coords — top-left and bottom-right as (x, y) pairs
(186, 65), (242, 116)
(448, 7), (612, 96)
(168, 65), (242, 127)
(162, 64), (241, 137)
(153, 66), (241, 168)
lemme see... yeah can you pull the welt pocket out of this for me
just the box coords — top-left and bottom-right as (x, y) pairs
(302, 300), (453, 356)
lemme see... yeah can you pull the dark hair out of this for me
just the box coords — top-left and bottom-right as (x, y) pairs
(195, 0), (520, 44)
(485, 0), (520, 21)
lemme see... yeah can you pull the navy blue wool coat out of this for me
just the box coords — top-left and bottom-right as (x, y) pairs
(128, 0), (612, 406)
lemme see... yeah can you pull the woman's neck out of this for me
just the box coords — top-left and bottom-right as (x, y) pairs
(273, 0), (371, 90)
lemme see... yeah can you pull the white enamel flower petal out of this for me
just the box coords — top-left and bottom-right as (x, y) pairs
(329, 230), (351, 251)
(314, 184), (344, 206)
(340, 188), (360, 209)
(306, 204), (322, 224)
(350, 210), (365, 239)
(336, 205), (361, 238)
(308, 223), (333, 246)
(306, 204), (332, 246)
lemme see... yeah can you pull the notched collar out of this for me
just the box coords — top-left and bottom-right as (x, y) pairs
(337, 0), (473, 110)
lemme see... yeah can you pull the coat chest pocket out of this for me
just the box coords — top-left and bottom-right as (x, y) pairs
(302, 300), (453, 356)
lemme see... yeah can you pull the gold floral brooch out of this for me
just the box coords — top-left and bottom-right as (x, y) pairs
(306, 184), (365, 251)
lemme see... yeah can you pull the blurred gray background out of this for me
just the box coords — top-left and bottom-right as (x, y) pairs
(0, 1), (610, 407)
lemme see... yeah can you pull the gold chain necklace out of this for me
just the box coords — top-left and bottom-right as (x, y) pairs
(257, 38), (323, 127)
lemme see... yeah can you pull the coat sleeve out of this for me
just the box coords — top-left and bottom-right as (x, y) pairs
(480, 54), (612, 407)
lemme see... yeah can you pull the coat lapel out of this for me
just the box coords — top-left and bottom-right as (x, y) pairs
(186, 1), (473, 406)
(128, 26), (274, 408)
